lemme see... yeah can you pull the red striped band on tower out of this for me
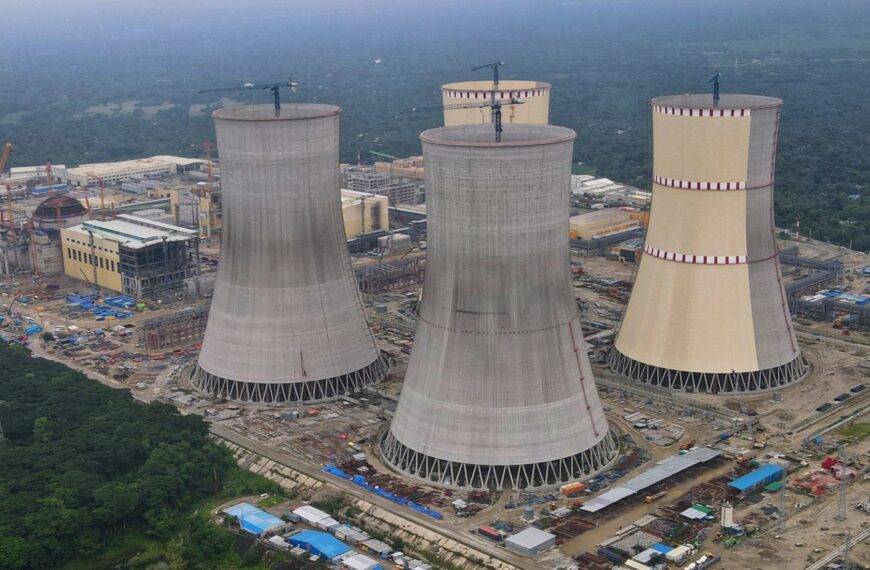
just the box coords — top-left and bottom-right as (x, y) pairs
(653, 175), (746, 191)
(652, 105), (751, 117)
(443, 88), (549, 99)
(643, 244), (747, 265)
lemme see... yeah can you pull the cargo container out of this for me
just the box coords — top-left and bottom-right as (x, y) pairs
(816, 403), (832, 413)
(478, 526), (501, 541)
(850, 384), (866, 393)
(833, 393), (850, 402)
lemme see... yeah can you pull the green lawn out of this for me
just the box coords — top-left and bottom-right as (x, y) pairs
(838, 422), (870, 442)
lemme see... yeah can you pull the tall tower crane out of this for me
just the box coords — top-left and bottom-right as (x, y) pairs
(709, 72), (721, 108)
(409, 62), (523, 143)
(0, 143), (13, 229)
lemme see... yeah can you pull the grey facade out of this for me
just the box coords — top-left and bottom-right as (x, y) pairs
(194, 104), (387, 403)
(381, 124), (617, 490)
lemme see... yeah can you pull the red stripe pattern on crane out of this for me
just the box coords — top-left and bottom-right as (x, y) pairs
(643, 244), (747, 265)
(653, 175), (746, 191)
(652, 104), (752, 117)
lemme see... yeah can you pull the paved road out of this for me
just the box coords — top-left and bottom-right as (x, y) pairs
(210, 424), (538, 570)
(804, 526), (870, 570)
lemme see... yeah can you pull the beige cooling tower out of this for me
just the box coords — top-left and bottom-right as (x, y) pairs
(609, 94), (808, 393)
(441, 80), (550, 126)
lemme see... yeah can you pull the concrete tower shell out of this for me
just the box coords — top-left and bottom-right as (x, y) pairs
(193, 104), (387, 402)
(610, 94), (808, 393)
(442, 80), (550, 127)
(381, 124), (618, 490)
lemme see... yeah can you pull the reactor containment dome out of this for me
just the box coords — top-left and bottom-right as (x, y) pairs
(381, 123), (618, 490)
(609, 94), (808, 393)
(441, 80), (550, 127)
(193, 104), (387, 403)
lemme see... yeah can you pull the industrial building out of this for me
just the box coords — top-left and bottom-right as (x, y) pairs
(347, 170), (421, 205)
(610, 94), (808, 393)
(65, 155), (204, 186)
(441, 80), (550, 126)
(581, 447), (722, 513)
(340, 189), (389, 237)
(571, 175), (652, 206)
(60, 214), (197, 296)
(569, 209), (643, 241)
(222, 503), (285, 536)
(373, 155), (424, 179)
(193, 104), (387, 403)
(382, 123), (617, 490)
(727, 464), (784, 495)
(287, 530), (352, 562)
(504, 528), (556, 557)
(0, 195), (90, 276)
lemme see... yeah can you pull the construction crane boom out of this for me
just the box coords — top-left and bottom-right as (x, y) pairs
(198, 78), (299, 117)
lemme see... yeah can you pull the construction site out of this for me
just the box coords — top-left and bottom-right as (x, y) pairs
(1, 76), (869, 570)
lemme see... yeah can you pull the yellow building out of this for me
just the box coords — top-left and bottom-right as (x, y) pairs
(442, 80), (551, 126)
(373, 156), (424, 179)
(61, 215), (197, 296)
(569, 209), (643, 240)
(340, 190), (389, 237)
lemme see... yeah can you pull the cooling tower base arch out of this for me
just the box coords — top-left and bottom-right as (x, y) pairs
(379, 429), (619, 491)
(607, 349), (809, 394)
(192, 353), (389, 404)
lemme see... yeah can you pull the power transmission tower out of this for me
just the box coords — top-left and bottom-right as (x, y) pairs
(835, 445), (848, 521)
(842, 528), (851, 570)
(778, 489), (788, 532)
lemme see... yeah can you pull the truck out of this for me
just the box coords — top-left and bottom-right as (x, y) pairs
(560, 481), (586, 497)
(645, 491), (667, 503)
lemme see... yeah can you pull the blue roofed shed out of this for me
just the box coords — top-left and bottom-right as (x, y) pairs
(728, 465), (784, 494)
(651, 543), (673, 554)
(288, 530), (351, 561)
(222, 503), (285, 536)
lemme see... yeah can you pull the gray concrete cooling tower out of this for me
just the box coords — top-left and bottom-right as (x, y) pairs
(381, 124), (618, 490)
(193, 104), (387, 402)
(609, 94), (808, 393)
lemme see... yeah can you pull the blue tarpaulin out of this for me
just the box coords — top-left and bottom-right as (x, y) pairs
(325, 466), (443, 520)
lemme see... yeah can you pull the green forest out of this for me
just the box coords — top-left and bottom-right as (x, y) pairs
(0, 342), (283, 570)
(0, 0), (868, 249)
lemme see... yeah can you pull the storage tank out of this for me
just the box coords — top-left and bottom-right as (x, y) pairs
(381, 123), (617, 489)
(610, 94), (808, 393)
(193, 104), (387, 402)
(441, 80), (550, 126)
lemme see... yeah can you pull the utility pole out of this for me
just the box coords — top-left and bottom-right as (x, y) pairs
(0, 418), (6, 443)
(778, 488), (788, 532)
(835, 445), (848, 521)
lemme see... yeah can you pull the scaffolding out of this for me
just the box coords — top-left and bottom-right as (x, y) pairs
(355, 257), (424, 295)
(139, 306), (209, 349)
